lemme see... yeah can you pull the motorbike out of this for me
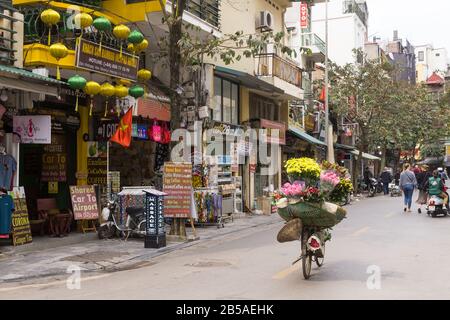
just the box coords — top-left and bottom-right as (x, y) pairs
(358, 178), (377, 197)
(426, 195), (448, 217)
(389, 180), (402, 197)
(376, 178), (384, 194)
(98, 200), (147, 240)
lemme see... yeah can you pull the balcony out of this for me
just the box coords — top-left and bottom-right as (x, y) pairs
(301, 32), (326, 63)
(0, 2), (20, 66)
(255, 53), (303, 88)
(185, 0), (220, 29)
(343, 0), (368, 27)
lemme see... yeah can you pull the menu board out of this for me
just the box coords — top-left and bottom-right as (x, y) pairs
(163, 162), (192, 218)
(69, 185), (99, 220)
(41, 134), (66, 182)
(87, 142), (108, 185)
(8, 187), (32, 246)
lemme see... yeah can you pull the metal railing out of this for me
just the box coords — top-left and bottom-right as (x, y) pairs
(343, 0), (368, 27)
(186, 0), (220, 28)
(0, 2), (19, 65)
(255, 53), (303, 88)
(301, 32), (326, 56)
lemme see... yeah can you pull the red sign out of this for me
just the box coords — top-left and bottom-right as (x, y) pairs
(300, 2), (309, 29)
(260, 119), (286, 145)
(163, 163), (192, 218)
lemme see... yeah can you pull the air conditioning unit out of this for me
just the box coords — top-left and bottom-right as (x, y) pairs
(257, 11), (274, 32)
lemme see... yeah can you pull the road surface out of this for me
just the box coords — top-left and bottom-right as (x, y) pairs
(1, 194), (449, 299)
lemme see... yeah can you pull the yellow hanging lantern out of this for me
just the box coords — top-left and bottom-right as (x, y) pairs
(100, 83), (116, 117)
(113, 24), (130, 57)
(40, 9), (60, 45)
(74, 13), (93, 47)
(114, 84), (129, 116)
(83, 81), (101, 116)
(49, 43), (68, 80)
(127, 43), (135, 53)
(135, 39), (148, 53)
(137, 69), (152, 82)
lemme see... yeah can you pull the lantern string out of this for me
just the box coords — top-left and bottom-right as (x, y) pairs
(48, 27), (51, 46)
(75, 94), (79, 112)
(89, 97), (94, 116)
(104, 100), (109, 117)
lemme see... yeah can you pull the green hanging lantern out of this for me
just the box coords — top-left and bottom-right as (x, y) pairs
(93, 17), (112, 51)
(128, 30), (144, 45)
(67, 75), (87, 112)
(128, 85), (144, 98)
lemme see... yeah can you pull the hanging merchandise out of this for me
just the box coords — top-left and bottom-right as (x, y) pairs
(40, 8), (60, 45)
(0, 191), (14, 239)
(114, 84), (129, 116)
(0, 153), (17, 191)
(127, 30), (144, 49)
(100, 82), (115, 117)
(149, 118), (162, 143)
(83, 81), (101, 116)
(92, 16), (112, 52)
(193, 191), (223, 225)
(67, 75), (87, 112)
(49, 43), (68, 80)
(112, 24), (130, 57)
(73, 12), (93, 47)
(161, 121), (171, 144)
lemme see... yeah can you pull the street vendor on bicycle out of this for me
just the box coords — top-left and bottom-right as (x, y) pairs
(425, 170), (449, 206)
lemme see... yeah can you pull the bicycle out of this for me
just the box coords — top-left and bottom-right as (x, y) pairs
(294, 226), (327, 279)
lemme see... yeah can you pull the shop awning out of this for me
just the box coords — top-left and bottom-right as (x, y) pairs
(0, 65), (64, 97)
(350, 150), (382, 161)
(215, 66), (284, 95)
(334, 143), (356, 151)
(288, 127), (327, 147)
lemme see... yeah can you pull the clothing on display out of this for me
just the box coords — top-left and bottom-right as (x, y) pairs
(194, 191), (222, 223)
(0, 154), (16, 191)
(0, 192), (14, 237)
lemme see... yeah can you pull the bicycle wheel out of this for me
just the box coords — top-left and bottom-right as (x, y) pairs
(315, 243), (325, 267)
(301, 229), (312, 279)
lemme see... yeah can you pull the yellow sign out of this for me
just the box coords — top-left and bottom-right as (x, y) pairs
(48, 181), (58, 194)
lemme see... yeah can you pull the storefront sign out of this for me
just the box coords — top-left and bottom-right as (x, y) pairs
(163, 162), (192, 218)
(69, 185), (99, 220)
(132, 124), (149, 140)
(41, 135), (66, 182)
(8, 187), (32, 246)
(95, 120), (119, 141)
(210, 121), (243, 137)
(87, 142), (107, 185)
(300, 2), (309, 29)
(76, 39), (139, 81)
(260, 119), (286, 145)
(13, 115), (51, 144)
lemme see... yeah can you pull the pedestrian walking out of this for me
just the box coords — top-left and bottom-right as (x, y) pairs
(380, 167), (392, 195)
(416, 165), (429, 214)
(399, 163), (417, 212)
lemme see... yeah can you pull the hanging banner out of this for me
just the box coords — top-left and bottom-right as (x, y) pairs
(300, 2), (309, 29)
(163, 162), (192, 218)
(69, 185), (99, 220)
(76, 39), (139, 81)
(8, 187), (32, 246)
(13, 115), (51, 144)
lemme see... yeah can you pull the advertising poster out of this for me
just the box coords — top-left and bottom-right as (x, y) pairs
(13, 115), (51, 144)
(69, 185), (99, 220)
(163, 162), (192, 218)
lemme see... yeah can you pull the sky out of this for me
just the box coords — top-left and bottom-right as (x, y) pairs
(366, 0), (450, 55)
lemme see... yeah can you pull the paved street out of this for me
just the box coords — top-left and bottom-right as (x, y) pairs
(1, 194), (450, 300)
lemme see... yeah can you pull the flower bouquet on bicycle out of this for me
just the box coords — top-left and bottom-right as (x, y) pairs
(275, 158), (351, 279)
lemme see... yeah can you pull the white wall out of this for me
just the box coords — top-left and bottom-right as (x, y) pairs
(430, 48), (449, 75)
(311, 0), (368, 66)
(415, 45), (449, 82)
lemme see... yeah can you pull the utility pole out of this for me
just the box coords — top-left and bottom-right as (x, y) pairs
(324, 0), (334, 163)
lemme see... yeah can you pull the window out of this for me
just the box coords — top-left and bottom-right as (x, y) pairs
(212, 76), (239, 124)
(418, 51), (424, 62)
(436, 53), (441, 57)
(249, 93), (279, 121)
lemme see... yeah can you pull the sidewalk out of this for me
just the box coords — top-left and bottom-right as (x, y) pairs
(0, 213), (281, 283)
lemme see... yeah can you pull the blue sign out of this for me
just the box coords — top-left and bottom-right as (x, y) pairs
(132, 124), (149, 140)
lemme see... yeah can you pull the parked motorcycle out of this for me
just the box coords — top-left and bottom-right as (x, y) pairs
(426, 195), (448, 218)
(98, 200), (146, 240)
(389, 180), (402, 197)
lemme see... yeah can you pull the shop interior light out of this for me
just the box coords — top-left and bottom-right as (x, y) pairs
(0, 89), (8, 102)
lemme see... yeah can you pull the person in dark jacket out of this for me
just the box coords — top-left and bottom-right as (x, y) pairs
(380, 167), (392, 195)
(364, 167), (373, 185)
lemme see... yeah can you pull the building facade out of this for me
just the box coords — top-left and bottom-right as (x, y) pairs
(415, 44), (449, 83)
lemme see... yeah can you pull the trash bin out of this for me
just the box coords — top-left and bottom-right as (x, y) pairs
(0, 204), (12, 235)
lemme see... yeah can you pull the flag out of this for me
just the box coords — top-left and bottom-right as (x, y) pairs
(319, 86), (326, 102)
(110, 107), (133, 147)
